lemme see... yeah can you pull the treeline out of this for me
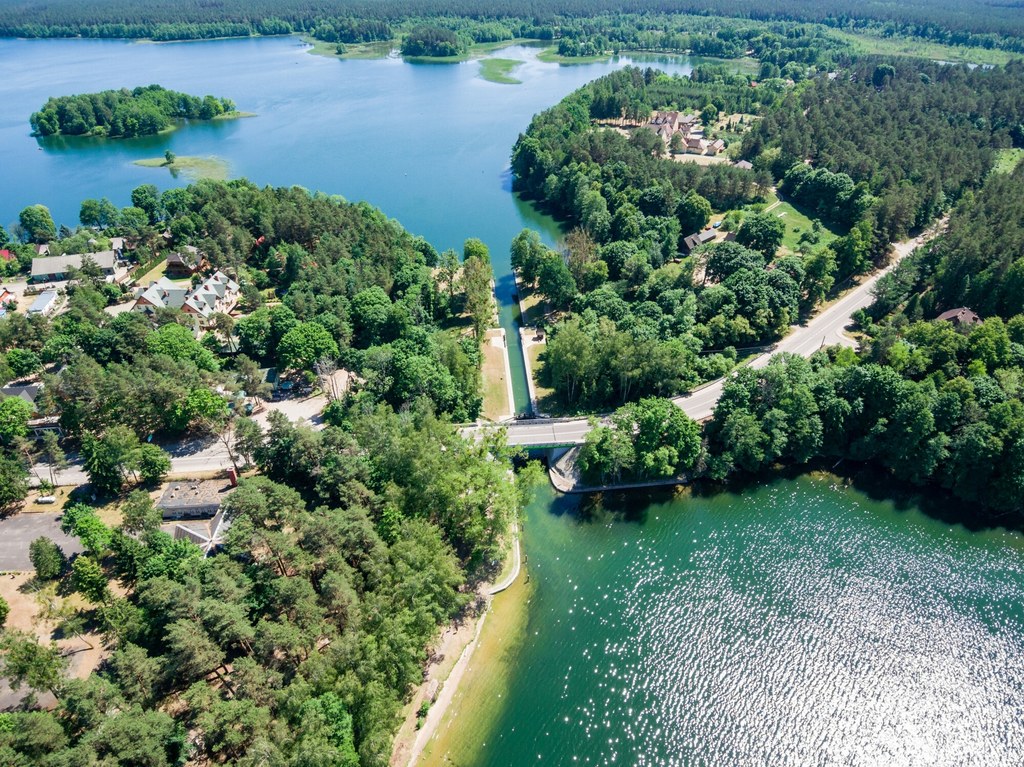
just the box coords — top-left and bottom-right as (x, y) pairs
(705, 163), (1024, 517)
(30, 85), (236, 138)
(742, 59), (1024, 261)
(400, 24), (466, 56)
(2, 0), (1024, 50)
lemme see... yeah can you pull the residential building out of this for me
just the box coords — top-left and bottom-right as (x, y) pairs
(182, 271), (240, 324)
(734, 160), (754, 170)
(683, 229), (717, 252)
(133, 270), (239, 326)
(27, 290), (59, 316)
(165, 246), (203, 278)
(158, 478), (236, 520)
(133, 277), (190, 315)
(31, 251), (116, 282)
(936, 307), (981, 327)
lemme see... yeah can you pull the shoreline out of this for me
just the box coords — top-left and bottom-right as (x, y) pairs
(393, 524), (524, 767)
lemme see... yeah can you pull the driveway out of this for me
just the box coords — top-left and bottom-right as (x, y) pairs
(0, 513), (83, 571)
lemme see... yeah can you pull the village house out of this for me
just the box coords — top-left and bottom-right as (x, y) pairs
(165, 246), (204, 278)
(708, 139), (726, 155)
(158, 478), (236, 521)
(27, 289), (60, 316)
(182, 271), (240, 324)
(935, 307), (981, 327)
(734, 160), (754, 170)
(133, 277), (191, 314)
(133, 270), (239, 327)
(683, 229), (717, 252)
(31, 251), (116, 282)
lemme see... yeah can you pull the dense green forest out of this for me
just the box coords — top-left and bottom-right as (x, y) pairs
(511, 57), (1024, 410)
(2, 0), (1024, 52)
(30, 85), (236, 138)
(0, 179), (532, 765)
(700, 161), (1024, 517)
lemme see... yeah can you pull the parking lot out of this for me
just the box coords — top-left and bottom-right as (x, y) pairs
(0, 512), (83, 571)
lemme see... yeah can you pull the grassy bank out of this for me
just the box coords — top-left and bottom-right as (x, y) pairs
(831, 30), (1016, 66)
(479, 58), (523, 84)
(133, 155), (230, 181)
(537, 46), (610, 64)
(212, 110), (256, 120)
(417, 573), (533, 767)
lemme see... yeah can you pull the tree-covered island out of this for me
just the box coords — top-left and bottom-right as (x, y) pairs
(30, 85), (239, 138)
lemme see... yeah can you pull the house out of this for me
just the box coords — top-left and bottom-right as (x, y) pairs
(734, 160), (754, 170)
(683, 230), (717, 252)
(1, 383), (43, 411)
(0, 249), (15, 263)
(165, 248), (203, 278)
(181, 271), (240, 325)
(31, 251), (116, 282)
(158, 478), (236, 520)
(109, 237), (125, 257)
(707, 139), (726, 155)
(172, 506), (232, 556)
(33, 244), (49, 257)
(685, 136), (708, 153)
(649, 110), (682, 132)
(133, 277), (191, 315)
(936, 307), (981, 327)
(0, 287), (16, 307)
(27, 289), (59, 316)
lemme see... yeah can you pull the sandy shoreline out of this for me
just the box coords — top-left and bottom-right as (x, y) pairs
(391, 524), (523, 767)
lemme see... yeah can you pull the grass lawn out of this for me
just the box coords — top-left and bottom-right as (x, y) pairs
(516, 283), (546, 327)
(481, 334), (511, 420)
(212, 110), (256, 121)
(304, 38), (395, 59)
(134, 155), (230, 181)
(479, 58), (523, 84)
(831, 30), (1016, 67)
(993, 148), (1024, 175)
(773, 201), (840, 254)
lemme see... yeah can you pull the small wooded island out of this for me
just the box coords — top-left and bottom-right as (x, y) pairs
(30, 84), (240, 138)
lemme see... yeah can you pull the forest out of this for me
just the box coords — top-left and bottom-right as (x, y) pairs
(0, 178), (532, 765)
(702, 161), (1024, 516)
(510, 55), (1024, 410)
(30, 85), (237, 138)
(2, 0), (1024, 53)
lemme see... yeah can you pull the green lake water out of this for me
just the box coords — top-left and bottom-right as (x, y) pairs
(3, 37), (1024, 765)
(469, 476), (1024, 766)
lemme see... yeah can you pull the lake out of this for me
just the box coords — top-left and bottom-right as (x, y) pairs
(429, 475), (1024, 767)
(0, 36), (695, 411)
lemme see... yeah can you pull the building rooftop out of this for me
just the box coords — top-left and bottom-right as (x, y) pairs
(31, 251), (116, 279)
(157, 478), (235, 519)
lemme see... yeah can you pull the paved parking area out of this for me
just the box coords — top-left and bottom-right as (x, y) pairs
(0, 513), (83, 571)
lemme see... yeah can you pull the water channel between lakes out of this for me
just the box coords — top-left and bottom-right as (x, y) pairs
(2, 36), (1023, 767)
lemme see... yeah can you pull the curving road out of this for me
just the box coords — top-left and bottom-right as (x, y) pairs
(480, 226), (940, 447)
